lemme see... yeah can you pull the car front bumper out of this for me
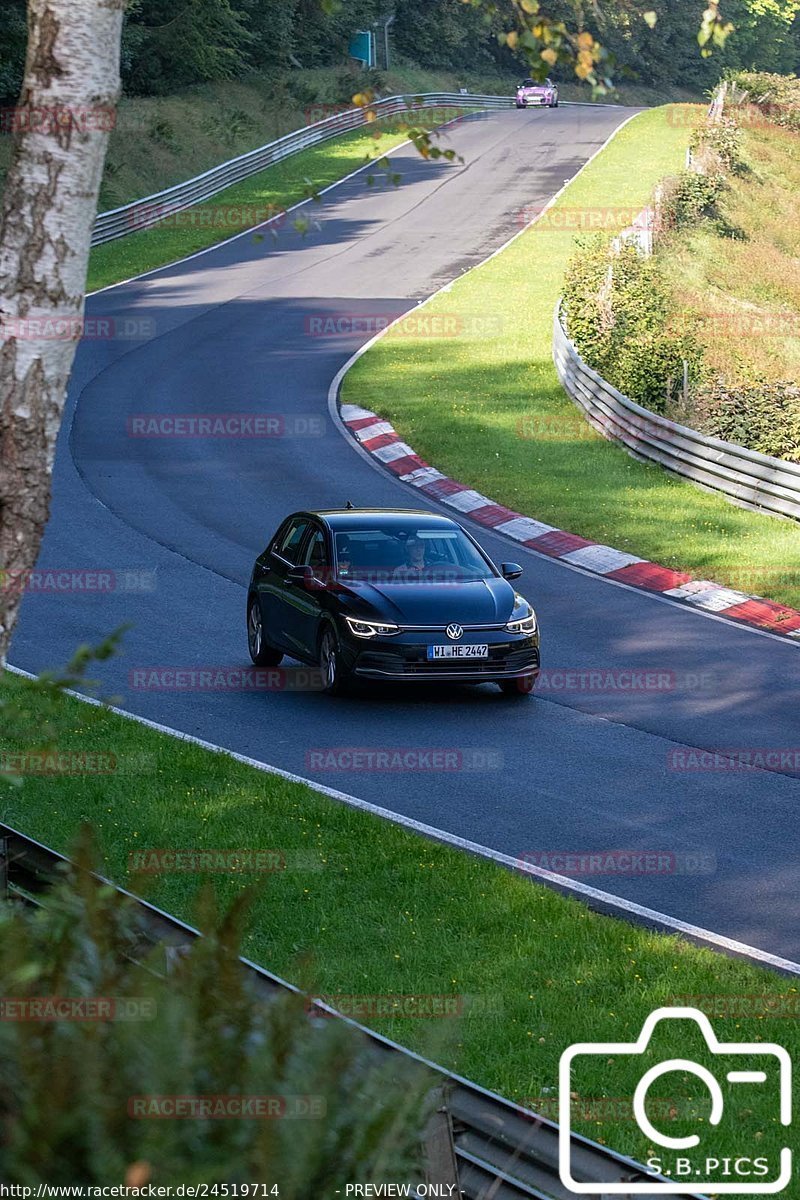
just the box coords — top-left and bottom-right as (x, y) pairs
(343, 627), (541, 683)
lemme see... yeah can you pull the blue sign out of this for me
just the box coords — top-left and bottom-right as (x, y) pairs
(349, 30), (374, 67)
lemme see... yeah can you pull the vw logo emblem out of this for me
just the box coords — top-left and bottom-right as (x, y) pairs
(446, 624), (463, 641)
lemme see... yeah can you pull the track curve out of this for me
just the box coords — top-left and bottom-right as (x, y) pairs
(11, 106), (800, 960)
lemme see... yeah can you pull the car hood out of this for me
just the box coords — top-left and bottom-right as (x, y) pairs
(519, 85), (552, 93)
(341, 576), (519, 626)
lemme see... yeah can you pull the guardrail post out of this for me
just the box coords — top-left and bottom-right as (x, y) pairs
(163, 942), (192, 973)
(422, 1087), (460, 1190)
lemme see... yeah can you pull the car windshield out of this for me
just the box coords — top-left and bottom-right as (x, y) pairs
(520, 78), (535, 87)
(333, 524), (495, 583)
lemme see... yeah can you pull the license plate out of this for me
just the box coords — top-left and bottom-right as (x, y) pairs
(428, 644), (489, 660)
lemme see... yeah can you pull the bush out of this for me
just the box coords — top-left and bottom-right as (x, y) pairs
(694, 378), (800, 462)
(659, 169), (727, 230)
(0, 831), (431, 1186)
(563, 239), (703, 414)
(726, 71), (800, 133)
(691, 116), (746, 174)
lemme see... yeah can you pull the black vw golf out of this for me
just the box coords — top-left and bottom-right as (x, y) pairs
(246, 509), (540, 696)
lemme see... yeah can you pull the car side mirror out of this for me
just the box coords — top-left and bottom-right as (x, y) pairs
(287, 565), (325, 591)
(501, 563), (523, 581)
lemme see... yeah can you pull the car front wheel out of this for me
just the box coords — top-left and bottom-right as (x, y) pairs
(320, 626), (351, 696)
(247, 597), (283, 667)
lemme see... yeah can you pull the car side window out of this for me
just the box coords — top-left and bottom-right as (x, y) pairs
(274, 518), (310, 564)
(302, 527), (329, 574)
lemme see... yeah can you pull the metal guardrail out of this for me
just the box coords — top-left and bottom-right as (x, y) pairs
(553, 305), (800, 522)
(708, 81), (728, 124)
(92, 93), (513, 246)
(0, 819), (699, 1199)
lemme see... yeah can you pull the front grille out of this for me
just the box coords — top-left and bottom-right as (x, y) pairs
(402, 659), (508, 676)
(357, 652), (406, 673)
(356, 645), (539, 677)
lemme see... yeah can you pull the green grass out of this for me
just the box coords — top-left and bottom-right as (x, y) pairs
(1, 669), (798, 1174)
(663, 119), (800, 387)
(86, 113), (460, 293)
(342, 104), (800, 611)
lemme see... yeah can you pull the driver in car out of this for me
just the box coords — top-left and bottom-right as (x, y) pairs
(393, 535), (427, 580)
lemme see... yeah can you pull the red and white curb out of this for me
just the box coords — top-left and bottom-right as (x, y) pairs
(341, 403), (800, 643)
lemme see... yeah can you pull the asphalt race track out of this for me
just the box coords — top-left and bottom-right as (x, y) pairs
(11, 106), (800, 961)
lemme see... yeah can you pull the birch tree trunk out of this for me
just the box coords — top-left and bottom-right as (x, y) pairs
(0, 0), (125, 663)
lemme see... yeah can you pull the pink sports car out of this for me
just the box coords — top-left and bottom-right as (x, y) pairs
(516, 77), (559, 109)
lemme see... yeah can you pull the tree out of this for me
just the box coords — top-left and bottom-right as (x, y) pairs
(0, 0), (125, 664)
(393, 0), (512, 72)
(122, 0), (253, 96)
(291, 0), (386, 67)
(721, 0), (800, 72)
(238, 0), (297, 72)
(0, 0), (27, 107)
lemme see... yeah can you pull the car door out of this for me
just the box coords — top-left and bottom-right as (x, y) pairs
(289, 522), (332, 661)
(256, 516), (311, 653)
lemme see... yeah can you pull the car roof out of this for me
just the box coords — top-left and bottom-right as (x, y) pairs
(296, 509), (462, 531)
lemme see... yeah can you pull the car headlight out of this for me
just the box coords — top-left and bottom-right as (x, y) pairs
(344, 616), (400, 639)
(505, 608), (537, 635)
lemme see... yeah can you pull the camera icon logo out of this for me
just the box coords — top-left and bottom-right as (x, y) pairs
(559, 1007), (792, 1194)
